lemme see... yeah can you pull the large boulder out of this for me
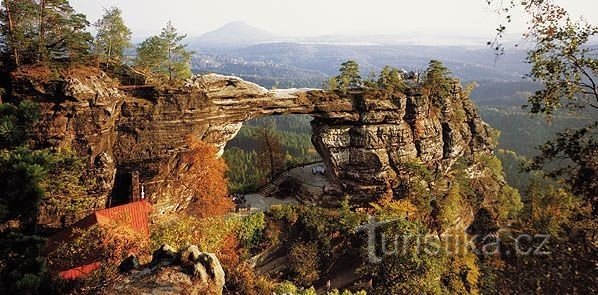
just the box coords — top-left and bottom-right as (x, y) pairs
(104, 245), (225, 295)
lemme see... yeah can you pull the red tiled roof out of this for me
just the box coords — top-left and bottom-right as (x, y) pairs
(95, 200), (152, 235)
(58, 262), (101, 280)
(47, 201), (153, 279)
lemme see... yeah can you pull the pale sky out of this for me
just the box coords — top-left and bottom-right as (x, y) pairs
(71, 0), (597, 40)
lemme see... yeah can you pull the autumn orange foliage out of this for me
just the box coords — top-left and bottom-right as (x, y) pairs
(179, 137), (234, 218)
(47, 222), (150, 276)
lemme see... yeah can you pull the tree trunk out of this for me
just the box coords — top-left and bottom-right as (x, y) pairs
(168, 44), (173, 81)
(38, 0), (46, 62)
(4, 1), (20, 67)
(267, 134), (275, 181)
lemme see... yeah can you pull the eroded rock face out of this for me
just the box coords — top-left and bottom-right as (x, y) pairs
(10, 71), (495, 225)
(311, 86), (496, 201)
(105, 245), (225, 295)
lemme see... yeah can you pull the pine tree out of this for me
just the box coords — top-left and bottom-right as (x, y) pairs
(135, 21), (193, 82)
(378, 65), (406, 92)
(423, 60), (453, 100)
(0, 0), (38, 66)
(159, 21), (192, 81)
(0, 0), (92, 66)
(37, 0), (92, 62)
(93, 7), (131, 64)
(326, 76), (339, 90)
(337, 60), (361, 90)
(135, 36), (164, 75)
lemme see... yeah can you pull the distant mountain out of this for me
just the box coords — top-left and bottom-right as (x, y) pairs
(191, 21), (277, 49)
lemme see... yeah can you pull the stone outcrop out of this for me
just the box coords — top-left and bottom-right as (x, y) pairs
(10, 69), (495, 225)
(105, 245), (225, 295)
(311, 85), (496, 200)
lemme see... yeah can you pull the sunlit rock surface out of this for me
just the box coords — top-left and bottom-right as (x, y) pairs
(11, 71), (494, 226)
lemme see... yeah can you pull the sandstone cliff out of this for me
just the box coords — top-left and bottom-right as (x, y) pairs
(9, 69), (498, 228)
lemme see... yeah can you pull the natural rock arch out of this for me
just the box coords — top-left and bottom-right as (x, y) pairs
(16, 73), (494, 226)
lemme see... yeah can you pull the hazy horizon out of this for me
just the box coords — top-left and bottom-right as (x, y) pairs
(72, 0), (597, 44)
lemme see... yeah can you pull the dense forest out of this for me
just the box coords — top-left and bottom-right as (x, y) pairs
(224, 115), (319, 192)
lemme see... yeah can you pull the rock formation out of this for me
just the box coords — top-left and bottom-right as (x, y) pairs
(105, 245), (225, 295)
(9, 69), (496, 227)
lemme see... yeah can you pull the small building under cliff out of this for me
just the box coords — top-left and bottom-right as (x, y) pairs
(46, 200), (152, 279)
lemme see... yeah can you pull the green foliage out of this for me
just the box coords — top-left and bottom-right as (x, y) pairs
(523, 9), (597, 114)
(42, 0), (93, 62)
(338, 60), (362, 89)
(288, 241), (320, 286)
(40, 148), (89, 218)
(495, 185), (523, 221)
(274, 280), (298, 294)
(476, 153), (523, 221)
(361, 216), (481, 294)
(329, 60), (362, 92)
(296, 205), (364, 257)
(224, 115), (319, 192)
(0, 0), (92, 66)
(396, 160), (435, 220)
(495, 149), (532, 194)
(487, 0), (597, 218)
(0, 146), (51, 223)
(0, 100), (40, 148)
(326, 76), (339, 90)
(524, 175), (582, 237)
(0, 101), (89, 293)
(254, 124), (285, 182)
(0, 231), (46, 294)
(237, 212), (266, 253)
(437, 184), (463, 230)
(0, 0), (39, 65)
(526, 121), (597, 209)
(150, 214), (240, 253)
(135, 21), (193, 82)
(223, 148), (268, 193)
(0, 101), (88, 224)
(361, 218), (447, 295)
(0, 146), (88, 224)
(377, 65), (406, 92)
(93, 7), (131, 64)
(134, 36), (164, 76)
(423, 59), (453, 102)
(267, 204), (298, 223)
(267, 204), (365, 285)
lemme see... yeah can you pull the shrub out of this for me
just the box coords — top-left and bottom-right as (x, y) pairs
(150, 214), (240, 254)
(47, 221), (150, 288)
(237, 212), (266, 253)
(274, 280), (298, 295)
(162, 137), (233, 217)
(288, 242), (321, 286)
(268, 204), (298, 223)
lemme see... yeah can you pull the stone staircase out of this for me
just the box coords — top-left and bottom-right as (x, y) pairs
(258, 173), (289, 197)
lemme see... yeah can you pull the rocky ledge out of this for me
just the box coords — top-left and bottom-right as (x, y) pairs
(105, 245), (225, 295)
(9, 70), (496, 226)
